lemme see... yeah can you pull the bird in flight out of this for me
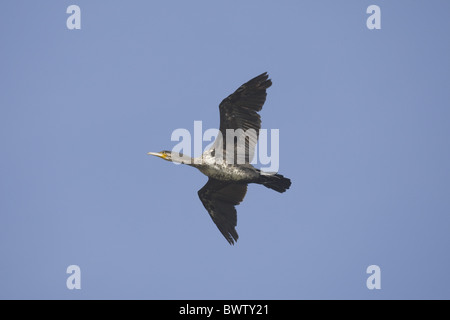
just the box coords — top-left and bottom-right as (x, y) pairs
(148, 72), (291, 244)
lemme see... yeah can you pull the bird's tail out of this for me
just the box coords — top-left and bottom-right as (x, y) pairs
(257, 172), (292, 193)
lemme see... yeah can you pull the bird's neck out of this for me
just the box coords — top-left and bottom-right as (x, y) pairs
(171, 153), (195, 166)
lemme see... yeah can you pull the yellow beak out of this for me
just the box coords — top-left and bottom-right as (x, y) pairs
(147, 152), (167, 159)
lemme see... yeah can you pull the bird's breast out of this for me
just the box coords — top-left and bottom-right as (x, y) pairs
(197, 162), (258, 182)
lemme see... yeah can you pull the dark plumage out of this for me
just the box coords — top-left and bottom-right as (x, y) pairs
(216, 72), (271, 164)
(198, 180), (246, 244)
(148, 73), (291, 245)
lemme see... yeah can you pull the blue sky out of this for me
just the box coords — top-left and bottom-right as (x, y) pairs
(1, 1), (450, 299)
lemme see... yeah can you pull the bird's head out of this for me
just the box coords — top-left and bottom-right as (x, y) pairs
(147, 150), (174, 162)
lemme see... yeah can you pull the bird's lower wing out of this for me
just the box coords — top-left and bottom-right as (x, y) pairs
(198, 179), (248, 245)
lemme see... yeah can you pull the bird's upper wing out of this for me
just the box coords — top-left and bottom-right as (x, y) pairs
(198, 178), (248, 245)
(211, 72), (272, 164)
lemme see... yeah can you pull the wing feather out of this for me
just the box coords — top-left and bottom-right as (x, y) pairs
(211, 72), (272, 164)
(198, 179), (248, 245)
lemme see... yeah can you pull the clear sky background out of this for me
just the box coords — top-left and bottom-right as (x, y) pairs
(1, 1), (450, 299)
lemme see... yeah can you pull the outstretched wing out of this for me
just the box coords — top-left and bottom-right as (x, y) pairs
(198, 178), (248, 245)
(211, 72), (272, 164)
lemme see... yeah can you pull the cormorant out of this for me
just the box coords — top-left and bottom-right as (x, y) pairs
(148, 72), (291, 244)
